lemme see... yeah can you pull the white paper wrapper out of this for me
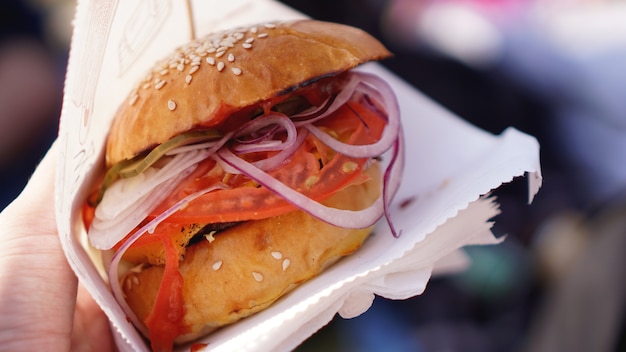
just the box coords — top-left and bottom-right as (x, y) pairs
(55, 0), (542, 351)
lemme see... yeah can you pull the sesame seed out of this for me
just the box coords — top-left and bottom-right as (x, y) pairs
(204, 231), (216, 242)
(129, 263), (145, 274)
(154, 79), (166, 90)
(132, 276), (139, 285)
(212, 260), (222, 271)
(271, 251), (282, 260)
(133, 22), (285, 100)
(220, 39), (234, 48)
(125, 278), (133, 291)
(167, 100), (176, 111)
(305, 175), (319, 188)
(282, 258), (291, 271)
(129, 93), (139, 106)
(252, 272), (264, 282)
(342, 161), (359, 173)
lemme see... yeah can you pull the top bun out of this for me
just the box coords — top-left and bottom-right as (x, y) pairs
(105, 20), (391, 166)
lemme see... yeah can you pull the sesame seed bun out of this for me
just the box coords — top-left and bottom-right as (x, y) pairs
(122, 162), (381, 344)
(105, 20), (391, 167)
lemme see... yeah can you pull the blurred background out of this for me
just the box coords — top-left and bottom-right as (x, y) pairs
(1, 0), (624, 351)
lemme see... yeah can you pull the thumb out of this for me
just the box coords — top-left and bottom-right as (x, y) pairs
(4, 139), (58, 235)
(0, 139), (79, 350)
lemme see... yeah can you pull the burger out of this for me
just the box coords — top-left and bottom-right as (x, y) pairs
(82, 19), (403, 351)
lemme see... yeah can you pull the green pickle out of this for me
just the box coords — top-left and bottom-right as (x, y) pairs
(89, 129), (221, 206)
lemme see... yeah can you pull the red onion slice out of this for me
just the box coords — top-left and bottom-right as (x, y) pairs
(383, 135), (405, 237)
(212, 129), (307, 174)
(248, 128), (309, 172)
(89, 165), (196, 250)
(292, 74), (361, 125)
(232, 113), (298, 154)
(89, 149), (214, 250)
(303, 72), (400, 158)
(217, 147), (386, 229)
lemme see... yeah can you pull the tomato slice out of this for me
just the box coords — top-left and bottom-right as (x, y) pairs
(144, 229), (186, 352)
(82, 201), (96, 231)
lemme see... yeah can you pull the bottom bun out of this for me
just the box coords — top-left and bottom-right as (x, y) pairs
(122, 162), (381, 344)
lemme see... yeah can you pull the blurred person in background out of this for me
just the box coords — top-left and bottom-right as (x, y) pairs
(0, 1), (66, 210)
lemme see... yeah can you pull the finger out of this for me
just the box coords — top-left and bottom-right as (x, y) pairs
(4, 139), (58, 236)
(0, 139), (79, 350)
(71, 284), (114, 352)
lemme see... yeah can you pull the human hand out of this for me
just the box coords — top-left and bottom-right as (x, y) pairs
(0, 141), (114, 351)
